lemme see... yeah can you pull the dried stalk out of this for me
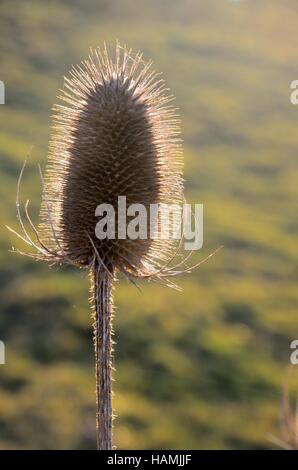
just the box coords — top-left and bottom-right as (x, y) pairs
(91, 264), (114, 450)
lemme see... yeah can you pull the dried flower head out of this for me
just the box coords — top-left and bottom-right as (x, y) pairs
(39, 44), (184, 280)
(8, 44), (220, 285)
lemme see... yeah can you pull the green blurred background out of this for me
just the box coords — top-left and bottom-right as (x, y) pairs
(1, 0), (298, 449)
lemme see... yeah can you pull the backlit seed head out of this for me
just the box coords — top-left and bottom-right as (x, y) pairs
(39, 44), (183, 276)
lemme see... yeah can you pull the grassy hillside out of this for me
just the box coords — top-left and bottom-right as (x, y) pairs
(0, 0), (298, 449)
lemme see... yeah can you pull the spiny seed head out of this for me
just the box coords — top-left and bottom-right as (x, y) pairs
(40, 44), (183, 276)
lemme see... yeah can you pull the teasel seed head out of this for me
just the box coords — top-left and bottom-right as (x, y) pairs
(38, 43), (183, 278)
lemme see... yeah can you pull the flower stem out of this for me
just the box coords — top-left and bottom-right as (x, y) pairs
(91, 264), (114, 450)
